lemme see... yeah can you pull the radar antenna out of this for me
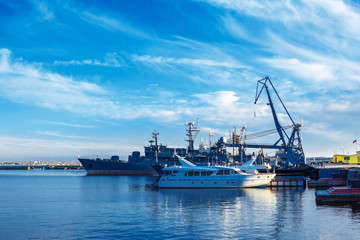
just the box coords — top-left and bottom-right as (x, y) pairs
(185, 119), (200, 151)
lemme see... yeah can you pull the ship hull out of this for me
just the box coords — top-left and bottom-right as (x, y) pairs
(85, 170), (155, 176)
(258, 165), (317, 177)
(78, 158), (156, 176)
(158, 174), (275, 189)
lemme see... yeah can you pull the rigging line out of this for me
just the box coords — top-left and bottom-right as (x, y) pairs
(245, 125), (293, 140)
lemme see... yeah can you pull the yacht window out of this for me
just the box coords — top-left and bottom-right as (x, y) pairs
(206, 171), (213, 176)
(188, 171), (194, 176)
(194, 171), (200, 176)
(184, 172), (188, 176)
(216, 170), (223, 175)
(224, 170), (230, 175)
(201, 171), (206, 176)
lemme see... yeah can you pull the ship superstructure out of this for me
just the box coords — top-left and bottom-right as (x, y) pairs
(78, 120), (242, 176)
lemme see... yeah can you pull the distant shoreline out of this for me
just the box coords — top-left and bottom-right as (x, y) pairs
(0, 161), (83, 170)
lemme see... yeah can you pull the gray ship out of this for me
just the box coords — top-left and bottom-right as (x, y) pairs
(78, 121), (237, 176)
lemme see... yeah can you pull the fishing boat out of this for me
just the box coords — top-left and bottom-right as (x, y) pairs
(155, 155), (275, 189)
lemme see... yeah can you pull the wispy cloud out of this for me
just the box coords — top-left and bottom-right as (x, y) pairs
(41, 121), (94, 128)
(78, 11), (150, 39)
(303, 122), (353, 142)
(27, 0), (55, 22)
(130, 51), (254, 87)
(131, 54), (245, 69)
(34, 1), (54, 21)
(0, 48), (179, 121)
(261, 57), (336, 83)
(54, 52), (125, 67)
(260, 48), (360, 91)
(31, 130), (84, 139)
(203, 0), (360, 36)
(208, 0), (360, 92)
(1, 48), (263, 126)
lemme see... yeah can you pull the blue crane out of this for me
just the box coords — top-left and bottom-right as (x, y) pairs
(225, 77), (306, 166)
(254, 77), (305, 166)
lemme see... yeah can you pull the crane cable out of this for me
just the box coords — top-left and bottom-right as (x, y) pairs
(245, 125), (293, 140)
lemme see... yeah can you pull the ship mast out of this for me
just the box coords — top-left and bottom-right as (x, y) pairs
(185, 119), (200, 151)
(152, 130), (159, 163)
(209, 128), (213, 147)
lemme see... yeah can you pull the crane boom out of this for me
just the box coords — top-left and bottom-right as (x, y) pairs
(253, 77), (305, 166)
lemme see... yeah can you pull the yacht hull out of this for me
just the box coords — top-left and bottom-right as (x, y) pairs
(158, 174), (275, 189)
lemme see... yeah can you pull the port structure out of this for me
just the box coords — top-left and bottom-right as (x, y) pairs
(226, 77), (305, 166)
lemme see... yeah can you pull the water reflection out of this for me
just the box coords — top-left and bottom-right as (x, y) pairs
(316, 201), (360, 221)
(151, 188), (279, 239)
(270, 188), (306, 239)
(154, 187), (308, 239)
(158, 188), (277, 211)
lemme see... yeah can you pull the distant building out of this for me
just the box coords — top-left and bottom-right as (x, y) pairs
(333, 154), (345, 163)
(333, 152), (360, 164)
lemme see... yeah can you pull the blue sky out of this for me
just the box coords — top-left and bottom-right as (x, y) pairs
(1, 0), (360, 161)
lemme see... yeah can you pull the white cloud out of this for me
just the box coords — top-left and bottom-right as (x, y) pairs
(41, 121), (94, 128)
(181, 91), (274, 128)
(193, 91), (239, 106)
(262, 57), (336, 83)
(201, 126), (225, 135)
(131, 54), (244, 69)
(0, 49), (178, 121)
(327, 101), (351, 112)
(54, 52), (125, 67)
(79, 11), (150, 39)
(261, 54), (360, 90)
(31, 130), (84, 139)
(32, 0), (54, 21)
(204, 0), (360, 38)
(303, 122), (353, 142)
(0, 48), (11, 71)
(202, 0), (303, 23)
(208, 0), (360, 92)
(130, 51), (254, 87)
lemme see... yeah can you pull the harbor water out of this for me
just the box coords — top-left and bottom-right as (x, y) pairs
(0, 170), (359, 239)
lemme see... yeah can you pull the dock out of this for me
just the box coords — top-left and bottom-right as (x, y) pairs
(268, 179), (305, 188)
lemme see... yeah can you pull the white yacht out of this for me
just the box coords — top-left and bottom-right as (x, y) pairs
(156, 155), (275, 189)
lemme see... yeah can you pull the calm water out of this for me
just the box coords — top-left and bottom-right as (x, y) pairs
(0, 170), (359, 240)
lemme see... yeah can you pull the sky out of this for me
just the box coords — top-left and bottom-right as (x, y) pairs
(1, 0), (360, 161)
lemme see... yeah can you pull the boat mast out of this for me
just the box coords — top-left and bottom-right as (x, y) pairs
(153, 130), (159, 163)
